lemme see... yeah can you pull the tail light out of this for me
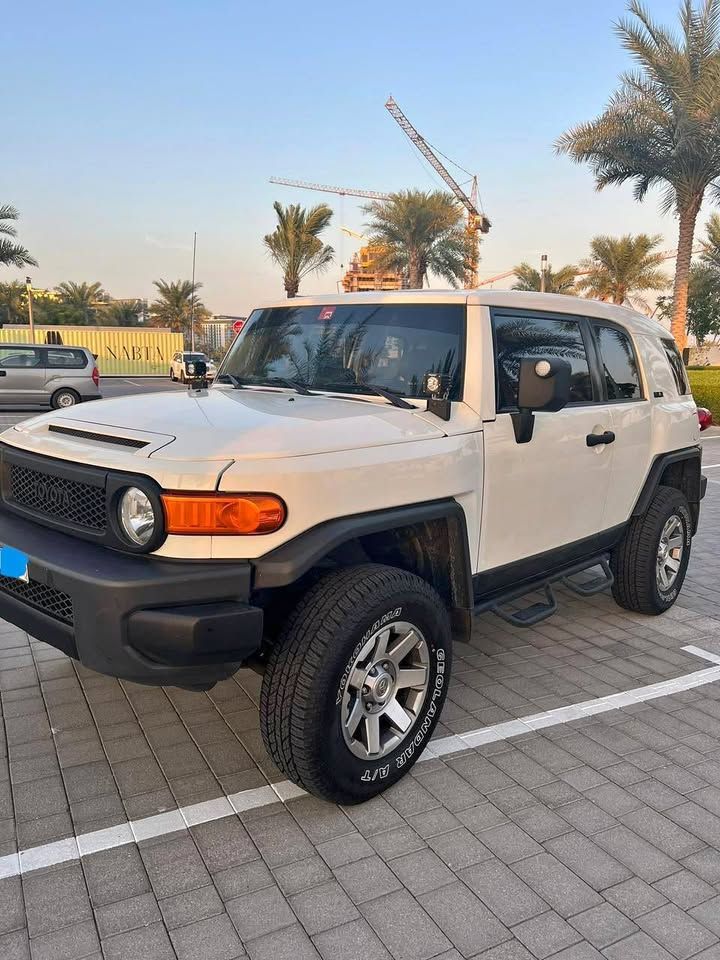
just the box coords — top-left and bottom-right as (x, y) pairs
(92, 366), (99, 387)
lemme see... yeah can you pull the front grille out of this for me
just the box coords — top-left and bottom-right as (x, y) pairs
(7, 463), (106, 531)
(0, 576), (74, 625)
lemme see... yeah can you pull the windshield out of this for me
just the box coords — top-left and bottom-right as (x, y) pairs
(217, 303), (465, 400)
(184, 353), (207, 362)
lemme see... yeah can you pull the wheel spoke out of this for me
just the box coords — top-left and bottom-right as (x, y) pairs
(396, 667), (427, 689)
(665, 556), (680, 572)
(345, 698), (364, 738)
(385, 698), (412, 733)
(387, 628), (419, 666)
(365, 713), (381, 755)
(373, 628), (391, 660)
(348, 667), (366, 691)
(668, 535), (684, 550)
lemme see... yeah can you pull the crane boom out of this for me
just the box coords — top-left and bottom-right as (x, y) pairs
(384, 97), (490, 234)
(269, 177), (390, 201)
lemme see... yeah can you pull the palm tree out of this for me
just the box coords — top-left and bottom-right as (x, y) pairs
(700, 211), (720, 268)
(0, 205), (37, 270)
(512, 262), (578, 294)
(0, 281), (26, 323)
(556, 0), (720, 350)
(263, 202), (334, 298)
(576, 233), (668, 309)
(103, 300), (143, 326)
(55, 281), (108, 324)
(149, 280), (207, 334)
(364, 190), (471, 289)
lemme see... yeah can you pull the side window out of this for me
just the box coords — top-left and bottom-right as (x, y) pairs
(593, 325), (643, 401)
(492, 311), (593, 411)
(0, 347), (41, 368)
(45, 349), (87, 369)
(661, 338), (689, 395)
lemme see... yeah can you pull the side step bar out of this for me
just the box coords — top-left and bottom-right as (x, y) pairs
(474, 555), (614, 629)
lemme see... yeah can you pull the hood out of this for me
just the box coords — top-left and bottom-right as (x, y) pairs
(13, 387), (447, 462)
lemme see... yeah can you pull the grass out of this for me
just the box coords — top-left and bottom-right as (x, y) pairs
(688, 368), (720, 420)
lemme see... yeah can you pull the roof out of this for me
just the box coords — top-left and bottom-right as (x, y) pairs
(254, 289), (670, 339)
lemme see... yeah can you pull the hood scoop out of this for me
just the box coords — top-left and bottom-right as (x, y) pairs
(47, 424), (149, 449)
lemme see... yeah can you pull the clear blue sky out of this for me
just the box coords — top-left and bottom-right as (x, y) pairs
(3, 0), (698, 314)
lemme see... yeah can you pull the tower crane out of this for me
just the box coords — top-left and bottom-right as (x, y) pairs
(384, 96), (490, 289)
(269, 177), (390, 200)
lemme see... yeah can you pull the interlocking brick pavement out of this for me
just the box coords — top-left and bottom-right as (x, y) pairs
(2, 437), (720, 959)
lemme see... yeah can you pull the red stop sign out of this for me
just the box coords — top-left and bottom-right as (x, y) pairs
(232, 319), (245, 334)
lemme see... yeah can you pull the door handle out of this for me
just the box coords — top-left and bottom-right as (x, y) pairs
(586, 430), (615, 447)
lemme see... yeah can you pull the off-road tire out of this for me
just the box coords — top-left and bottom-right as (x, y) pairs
(260, 563), (451, 804)
(611, 484), (692, 615)
(51, 388), (80, 409)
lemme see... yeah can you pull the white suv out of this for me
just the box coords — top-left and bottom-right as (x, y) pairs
(170, 351), (216, 382)
(0, 291), (705, 803)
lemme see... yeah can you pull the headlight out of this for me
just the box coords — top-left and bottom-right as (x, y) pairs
(119, 487), (156, 545)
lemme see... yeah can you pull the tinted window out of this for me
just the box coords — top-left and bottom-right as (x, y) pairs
(220, 304), (465, 400)
(593, 325), (642, 401)
(45, 349), (87, 369)
(661, 338), (689, 395)
(492, 312), (593, 411)
(0, 347), (40, 368)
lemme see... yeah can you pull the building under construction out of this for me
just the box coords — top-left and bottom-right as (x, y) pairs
(341, 245), (405, 293)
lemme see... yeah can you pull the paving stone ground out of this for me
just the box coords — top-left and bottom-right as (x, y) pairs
(1, 435), (720, 959)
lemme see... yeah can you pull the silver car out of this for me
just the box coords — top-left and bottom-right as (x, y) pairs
(0, 344), (101, 408)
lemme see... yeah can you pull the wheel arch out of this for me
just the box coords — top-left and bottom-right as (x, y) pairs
(253, 500), (474, 643)
(632, 446), (704, 533)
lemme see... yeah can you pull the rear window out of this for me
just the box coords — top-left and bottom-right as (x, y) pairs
(220, 303), (466, 400)
(45, 349), (87, 369)
(661, 338), (689, 395)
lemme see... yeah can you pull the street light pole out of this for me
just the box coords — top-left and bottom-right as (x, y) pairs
(25, 277), (35, 343)
(190, 232), (197, 353)
(540, 254), (548, 294)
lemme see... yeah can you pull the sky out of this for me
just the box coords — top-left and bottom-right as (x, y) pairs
(2, 0), (705, 315)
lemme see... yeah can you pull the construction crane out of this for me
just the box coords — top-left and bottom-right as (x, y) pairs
(269, 177), (390, 201)
(384, 96), (490, 289)
(340, 226), (368, 241)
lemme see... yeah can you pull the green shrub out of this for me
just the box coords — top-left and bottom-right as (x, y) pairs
(688, 369), (720, 420)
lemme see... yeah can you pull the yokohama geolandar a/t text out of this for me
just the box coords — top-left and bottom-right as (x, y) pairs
(0, 290), (705, 802)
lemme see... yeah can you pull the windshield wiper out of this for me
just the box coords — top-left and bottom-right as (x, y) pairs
(355, 383), (415, 410)
(216, 374), (313, 396)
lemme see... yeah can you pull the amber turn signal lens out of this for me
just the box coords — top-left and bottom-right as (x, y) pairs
(162, 493), (286, 535)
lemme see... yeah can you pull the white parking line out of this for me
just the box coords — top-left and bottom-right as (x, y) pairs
(1, 644), (720, 881)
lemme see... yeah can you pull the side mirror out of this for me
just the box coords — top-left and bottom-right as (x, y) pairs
(512, 357), (571, 443)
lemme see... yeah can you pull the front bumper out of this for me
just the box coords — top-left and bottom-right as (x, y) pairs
(0, 507), (263, 687)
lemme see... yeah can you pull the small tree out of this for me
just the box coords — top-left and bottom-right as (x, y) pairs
(686, 263), (720, 363)
(512, 262), (577, 294)
(149, 280), (208, 337)
(55, 281), (108, 324)
(576, 233), (668, 309)
(263, 202), (334, 298)
(0, 281), (26, 323)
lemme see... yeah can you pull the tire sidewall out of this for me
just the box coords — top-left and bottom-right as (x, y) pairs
(650, 498), (692, 610)
(308, 588), (451, 802)
(52, 390), (79, 409)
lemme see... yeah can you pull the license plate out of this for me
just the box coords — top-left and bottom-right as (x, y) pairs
(0, 546), (29, 582)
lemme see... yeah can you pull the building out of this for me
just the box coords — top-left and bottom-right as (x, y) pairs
(342, 246), (405, 293)
(201, 315), (245, 352)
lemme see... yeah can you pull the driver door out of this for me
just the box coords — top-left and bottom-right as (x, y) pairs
(477, 307), (615, 573)
(0, 346), (47, 404)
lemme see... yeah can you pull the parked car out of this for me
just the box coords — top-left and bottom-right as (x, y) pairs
(698, 406), (713, 431)
(0, 344), (100, 408)
(170, 351), (216, 382)
(0, 291), (705, 803)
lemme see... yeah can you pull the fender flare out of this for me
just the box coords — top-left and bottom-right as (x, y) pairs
(252, 498), (473, 631)
(631, 445), (704, 532)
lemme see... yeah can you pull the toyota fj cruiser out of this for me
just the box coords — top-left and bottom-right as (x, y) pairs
(0, 291), (705, 803)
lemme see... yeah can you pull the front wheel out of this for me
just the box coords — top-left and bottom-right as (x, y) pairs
(260, 564), (451, 804)
(611, 485), (692, 614)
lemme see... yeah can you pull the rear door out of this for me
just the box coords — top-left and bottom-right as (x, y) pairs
(478, 308), (616, 573)
(0, 346), (47, 404)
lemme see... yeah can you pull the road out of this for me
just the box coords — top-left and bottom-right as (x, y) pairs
(0, 377), (184, 430)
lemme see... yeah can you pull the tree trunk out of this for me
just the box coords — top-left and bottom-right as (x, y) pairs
(284, 273), (299, 298)
(408, 250), (422, 289)
(672, 199), (702, 352)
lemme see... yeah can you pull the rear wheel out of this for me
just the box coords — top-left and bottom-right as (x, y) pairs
(260, 564), (451, 804)
(170, 368), (176, 381)
(611, 485), (692, 614)
(51, 388), (80, 409)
